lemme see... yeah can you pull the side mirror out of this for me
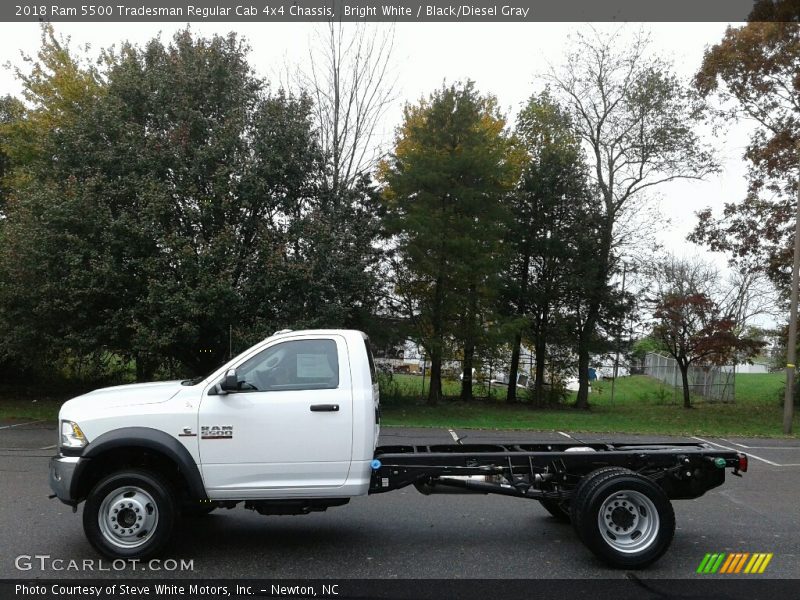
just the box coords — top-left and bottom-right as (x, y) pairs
(220, 368), (238, 393)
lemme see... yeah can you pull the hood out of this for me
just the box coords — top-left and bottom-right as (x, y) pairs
(60, 380), (185, 416)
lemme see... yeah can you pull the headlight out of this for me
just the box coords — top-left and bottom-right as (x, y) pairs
(60, 420), (88, 449)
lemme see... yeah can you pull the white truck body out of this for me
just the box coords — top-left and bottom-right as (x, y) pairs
(49, 328), (745, 569)
(55, 329), (380, 500)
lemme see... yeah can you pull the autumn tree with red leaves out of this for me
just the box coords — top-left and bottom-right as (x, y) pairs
(650, 258), (765, 408)
(655, 295), (751, 408)
(690, 0), (799, 290)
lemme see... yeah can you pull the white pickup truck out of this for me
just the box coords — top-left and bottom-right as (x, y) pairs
(50, 328), (747, 569)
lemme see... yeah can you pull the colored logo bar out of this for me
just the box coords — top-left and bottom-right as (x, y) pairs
(697, 553), (773, 574)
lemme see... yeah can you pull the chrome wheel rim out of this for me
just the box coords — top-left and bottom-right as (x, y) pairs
(597, 490), (659, 554)
(98, 486), (159, 549)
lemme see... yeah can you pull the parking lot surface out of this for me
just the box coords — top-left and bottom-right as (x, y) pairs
(1, 420), (798, 580)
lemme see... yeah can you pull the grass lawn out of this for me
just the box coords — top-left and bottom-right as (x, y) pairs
(0, 398), (65, 421)
(0, 384), (84, 422)
(381, 372), (799, 438)
(0, 372), (796, 438)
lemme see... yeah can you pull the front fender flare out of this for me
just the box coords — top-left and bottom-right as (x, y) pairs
(71, 427), (207, 502)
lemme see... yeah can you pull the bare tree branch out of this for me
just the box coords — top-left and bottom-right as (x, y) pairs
(300, 22), (398, 195)
(543, 25), (719, 408)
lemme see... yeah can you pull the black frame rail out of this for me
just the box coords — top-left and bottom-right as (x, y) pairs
(369, 442), (746, 501)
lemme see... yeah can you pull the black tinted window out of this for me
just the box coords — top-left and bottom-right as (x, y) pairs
(236, 339), (339, 391)
(364, 337), (377, 384)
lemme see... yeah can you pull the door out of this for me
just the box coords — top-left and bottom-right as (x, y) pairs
(198, 335), (353, 495)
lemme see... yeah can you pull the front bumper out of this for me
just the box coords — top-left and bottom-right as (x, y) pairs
(49, 454), (81, 505)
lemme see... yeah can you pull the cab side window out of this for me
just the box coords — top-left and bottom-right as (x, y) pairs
(236, 339), (339, 392)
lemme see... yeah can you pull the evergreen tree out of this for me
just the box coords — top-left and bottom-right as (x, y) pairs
(380, 81), (516, 404)
(504, 91), (595, 404)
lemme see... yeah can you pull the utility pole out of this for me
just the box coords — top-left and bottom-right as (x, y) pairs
(610, 262), (627, 405)
(783, 140), (800, 435)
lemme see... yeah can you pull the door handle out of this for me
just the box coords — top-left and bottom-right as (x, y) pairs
(310, 404), (340, 412)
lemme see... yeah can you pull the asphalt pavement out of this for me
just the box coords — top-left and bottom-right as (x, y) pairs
(1, 420), (799, 580)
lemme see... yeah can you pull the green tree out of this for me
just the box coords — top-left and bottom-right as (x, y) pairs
(504, 90), (596, 404)
(380, 81), (516, 404)
(631, 335), (667, 364)
(0, 28), (384, 380)
(3, 24), (103, 171)
(0, 26), (106, 377)
(547, 28), (718, 408)
(0, 96), (25, 215)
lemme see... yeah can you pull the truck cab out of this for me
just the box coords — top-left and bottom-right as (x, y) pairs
(50, 329), (380, 558)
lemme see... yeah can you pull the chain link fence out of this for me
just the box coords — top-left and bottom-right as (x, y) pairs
(643, 352), (735, 403)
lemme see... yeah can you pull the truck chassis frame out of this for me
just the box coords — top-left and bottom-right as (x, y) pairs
(370, 441), (746, 501)
(368, 440), (747, 568)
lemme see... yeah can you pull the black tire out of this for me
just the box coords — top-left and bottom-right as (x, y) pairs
(570, 467), (632, 544)
(539, 499), (571, 523)
(83, 469), (176, 560)
(570, 468), (675, 569)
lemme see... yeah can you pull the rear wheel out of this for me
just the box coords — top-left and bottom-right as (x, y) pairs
(570, 467), (631, 543)
(570, 468), (675, 569)
(83, 470), (176, 559)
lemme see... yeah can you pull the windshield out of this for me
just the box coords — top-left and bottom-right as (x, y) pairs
(180, 364), (225, 386)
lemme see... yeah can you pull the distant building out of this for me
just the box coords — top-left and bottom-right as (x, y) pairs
(721, 362), (769, 374)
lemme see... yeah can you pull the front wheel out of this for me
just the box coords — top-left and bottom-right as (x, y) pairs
(83, 470), (176, 559)
(570, 468), (675, 569)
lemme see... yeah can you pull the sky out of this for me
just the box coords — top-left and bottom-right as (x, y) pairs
(0, 21), (754, 273)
